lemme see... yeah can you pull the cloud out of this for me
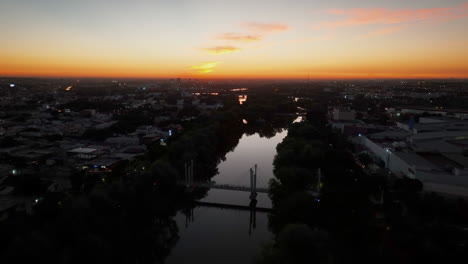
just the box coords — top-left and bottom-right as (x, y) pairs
(216, 33), (262, 42)
(195, 22), (289, 66)
(202, 46), (241, 55)
(245, 22), (289, 32)
(293, 33), (336, 43)
(190, 62), (219, 73)
(318, 4), (468, 29)
(362, 26), (405, 38)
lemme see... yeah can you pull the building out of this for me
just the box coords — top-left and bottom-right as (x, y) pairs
(388, 107), (468, 119)
(67, 147), (100, 160)
(357, 117), (468, 197)
(333, 107), (356, 121)
(105, 136), (140, 146)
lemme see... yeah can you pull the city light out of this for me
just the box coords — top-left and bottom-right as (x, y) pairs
(0, 0), (467, 261)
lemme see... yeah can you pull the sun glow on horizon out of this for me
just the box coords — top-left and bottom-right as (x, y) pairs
(190, 62), (220, 74)
(0, 1), (467, 79)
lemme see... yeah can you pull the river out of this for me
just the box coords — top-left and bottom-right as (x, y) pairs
(166, 126), (291, 263)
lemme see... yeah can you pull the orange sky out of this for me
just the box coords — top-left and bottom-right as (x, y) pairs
(1, 0), (468, 79)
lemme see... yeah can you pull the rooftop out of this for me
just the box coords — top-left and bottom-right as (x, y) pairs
(394, 152), (438, 170)
(67, 147), (98, 154)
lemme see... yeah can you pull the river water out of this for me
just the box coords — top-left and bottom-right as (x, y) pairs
(166, 128), (290, 263)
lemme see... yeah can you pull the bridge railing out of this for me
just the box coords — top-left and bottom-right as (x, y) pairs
(176, 181), (269, 193)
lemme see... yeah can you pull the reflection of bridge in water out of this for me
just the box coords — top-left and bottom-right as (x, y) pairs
(183, 164), (273, 235)
(180, 162), (270, 234)
(183, 199), (265, 236)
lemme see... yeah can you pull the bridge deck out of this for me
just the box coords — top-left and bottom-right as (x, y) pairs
(178, 181), (269, 193)
(195, 201), (273, 212)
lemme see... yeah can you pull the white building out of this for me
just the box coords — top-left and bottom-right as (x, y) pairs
(67, 147), (100, 160)
(358, 129), (468, 197)
(333, 107), (356, 121)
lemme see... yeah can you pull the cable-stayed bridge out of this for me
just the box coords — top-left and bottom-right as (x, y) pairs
(179, 162), (270, 211)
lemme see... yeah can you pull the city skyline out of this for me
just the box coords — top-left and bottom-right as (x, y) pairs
(1, 0), (468, 79)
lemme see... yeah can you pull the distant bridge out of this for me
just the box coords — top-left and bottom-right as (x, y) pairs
(180, 162), (267, 196)
(195, 201), (273, 213)
(177, 181), (269, 193)
(179, 163), (271, 236)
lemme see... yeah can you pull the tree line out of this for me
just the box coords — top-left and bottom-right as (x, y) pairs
(259, 106), (468, 264)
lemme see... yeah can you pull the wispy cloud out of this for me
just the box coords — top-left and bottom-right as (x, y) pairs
(202, 46), (241, 55)
(245, 22), (289, 33)
(216, 33), (262, 42)
(195, 21), (289, 71)
(362, 26), (405, 38)
(190, 62), (219, 73)
(283, 34), (336, 45)
(318, 4), (468, 29)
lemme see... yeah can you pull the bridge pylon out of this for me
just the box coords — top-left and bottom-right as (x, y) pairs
(249, 164), (258, 200)
(249, 164), (258, 236)
(184, 160), (194, 188)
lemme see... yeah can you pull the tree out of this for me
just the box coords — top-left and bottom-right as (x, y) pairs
(0, 136), (21, 148)
(269, 192), (317, 234)
(358, 153), (373, 166)
(463, 149), (468, 157)
(6, 230), (58, 264)
(273, 167), (316, 194)
(274, 138), (324, 171)
(151, 160), (178, 188)
(306, 107), (328, 127)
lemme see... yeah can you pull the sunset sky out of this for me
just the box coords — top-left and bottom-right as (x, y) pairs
(1, 0), (468, 79)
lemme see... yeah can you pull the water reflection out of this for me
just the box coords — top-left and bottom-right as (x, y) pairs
(293, 115), (304, 123)
(213, 131), (288, 188)
(200, 189), (272, 208)
(238, 95), (248, 105)
(166, 207), (272, 264)
(166, 123), (292, 264)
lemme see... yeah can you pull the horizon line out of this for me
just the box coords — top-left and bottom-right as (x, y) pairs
(1, 75), (467, 81)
